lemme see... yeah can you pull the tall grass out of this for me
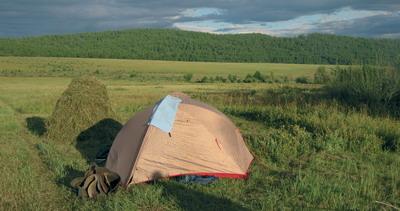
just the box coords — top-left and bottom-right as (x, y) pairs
(328, 65), (400, 104)
(313, 66), (331, 84)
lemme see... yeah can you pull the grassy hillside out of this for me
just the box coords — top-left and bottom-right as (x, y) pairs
(0, 56), (326, 81)
(1, 29), (399, 64)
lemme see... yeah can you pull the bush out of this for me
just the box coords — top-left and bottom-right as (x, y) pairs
(295, 76), (310, 84)
(214, 76), (227, 83)
(198, 76), (209, 83)
(46, 76), (114, 143)
(227, 74), (238, 83)
(243, 74), (256, 83)
(183, 73), (193, 82)
(253, 71), (266, 82)
(314, 66), (331, 84)
(282, 76), (290, 83)
(328, 65), (400, 104)
(273, 77), (282, 83)
(129, 72), (137, 78)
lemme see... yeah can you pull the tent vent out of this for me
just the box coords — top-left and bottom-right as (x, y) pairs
(148, 95), (182, 133)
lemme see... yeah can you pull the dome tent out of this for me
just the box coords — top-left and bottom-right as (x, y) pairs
(106, 92), (253, 186)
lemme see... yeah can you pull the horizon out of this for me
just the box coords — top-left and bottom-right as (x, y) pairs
(1, 1), (399, 38)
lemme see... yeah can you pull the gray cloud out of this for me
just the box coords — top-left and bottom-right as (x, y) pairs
(0, 0), (399, 37)
(333, 12), (400, 37)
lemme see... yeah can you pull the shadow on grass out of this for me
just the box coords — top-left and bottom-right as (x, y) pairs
(195, 86), (399, 113)
(57, 165), (85, 190)
(26, 116), (47, 136)
(200, 86), (400, 119)
(153, 172), (249, 211)
(75, 118), (123, 163)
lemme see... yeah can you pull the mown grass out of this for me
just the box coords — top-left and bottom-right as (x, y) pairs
(0, 75), (399, 210)
(0, 56), (329, 81)
(0, 96), (67, 210)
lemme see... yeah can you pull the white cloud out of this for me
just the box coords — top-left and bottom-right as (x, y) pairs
(173, 7), (393, 36)
(165, 7), (224, 21)
(173, 20), (278, 35)
(180, 7), (224, 18)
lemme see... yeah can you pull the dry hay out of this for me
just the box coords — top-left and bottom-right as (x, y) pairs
(46, 76), (114, 143)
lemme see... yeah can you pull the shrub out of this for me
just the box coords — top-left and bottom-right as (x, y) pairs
(314, 66), (331, 84)
(198, 76), (209, 83)
(129, 72), (137, 78)
(227, 74), (238, 83)
(282, 76), (290, 83)
(328, 65), (400, 104)
(253, 71), (266, 82)
(243, 74), (256, 83)
(183, 73), (193, 82)
(273, 77), (282, 83)
(214, 76), (227, 83)
(295, 76), (310, 84)
(46, 76), (114, 143)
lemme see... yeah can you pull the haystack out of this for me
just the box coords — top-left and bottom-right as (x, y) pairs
(47, 76), (114, 143)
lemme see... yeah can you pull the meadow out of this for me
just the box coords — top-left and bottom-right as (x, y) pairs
(0, 56), (327, 81)
(0, 57), (399, 210)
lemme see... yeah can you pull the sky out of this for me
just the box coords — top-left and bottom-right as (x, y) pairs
(1, 0), (400, 38)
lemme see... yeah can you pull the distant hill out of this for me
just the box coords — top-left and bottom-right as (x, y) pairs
(0, 29), (399, 65)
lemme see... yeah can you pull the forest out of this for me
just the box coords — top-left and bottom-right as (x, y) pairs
(0, 29), (399, 65)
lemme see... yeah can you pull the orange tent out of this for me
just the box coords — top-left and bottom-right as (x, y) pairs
(106, 93), (253, 186)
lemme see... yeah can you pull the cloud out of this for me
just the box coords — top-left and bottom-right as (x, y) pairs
(0, 0), (399, 37)
(333, 11), (400, 37)
(180, 7), (224, 18)
(165, 7), (224, 22)
(173, 20), (277, 35)
(173, 7), (393, 36)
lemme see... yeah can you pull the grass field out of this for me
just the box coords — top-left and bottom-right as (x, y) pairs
(0, 56), (329, 81)
(0, 57), (399, 210)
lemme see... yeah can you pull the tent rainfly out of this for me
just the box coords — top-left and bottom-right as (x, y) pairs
(106, 92), (254, 186)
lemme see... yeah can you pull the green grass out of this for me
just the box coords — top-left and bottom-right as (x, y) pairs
(0, 56), (329, 81)
(0, 57), (399, 210)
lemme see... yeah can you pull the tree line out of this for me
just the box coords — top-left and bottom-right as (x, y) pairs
(0, 29), (399, 65)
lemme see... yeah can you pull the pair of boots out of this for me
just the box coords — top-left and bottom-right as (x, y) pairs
(71, 164), (120, 198)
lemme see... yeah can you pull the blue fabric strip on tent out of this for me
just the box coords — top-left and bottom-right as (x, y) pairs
(148, 95), (182, 133)
(175, 175), (218, 185)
